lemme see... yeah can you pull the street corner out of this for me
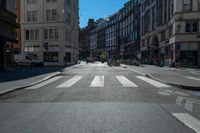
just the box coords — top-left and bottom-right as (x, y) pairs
(0, 71), (61, 96)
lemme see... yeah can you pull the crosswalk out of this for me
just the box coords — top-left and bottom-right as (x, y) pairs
(116, 76), (138, 87)
(56, 76), (83, 88)
(136, 76), (170, 88)
(90, 76), (104, 87)
(26, 75), (170, 90)
(26, 76), (63, 90)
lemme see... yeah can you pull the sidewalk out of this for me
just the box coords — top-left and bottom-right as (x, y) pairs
(122, 64), (200, 90)
(0, 67), (63, 95)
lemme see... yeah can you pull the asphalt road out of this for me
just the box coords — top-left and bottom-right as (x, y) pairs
(0, 62), (200, 133)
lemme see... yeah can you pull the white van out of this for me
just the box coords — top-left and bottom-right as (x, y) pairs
(14, 54), (44, 66)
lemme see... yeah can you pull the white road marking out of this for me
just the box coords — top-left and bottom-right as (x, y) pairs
(185, 100), (193, 112)
(186, 76), (200, 81)
(173, 113), (200, 133)
(26, 76), (63, 90)
(191, 71), (200, 76)
(128, 69), (145, 76)
(116, 76), (138, 87)
(176, 96), (184, 106)
(56, 76), (82, 88)
(136, 76), (170, 88)
(158, 91), (171, 96)
(90, 76), (104, 87)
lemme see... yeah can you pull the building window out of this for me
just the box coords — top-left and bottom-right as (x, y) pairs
(46, 9), (57, 21)
(27, 11), (37, 22)
(43, 29), (59, 40)
(26, 29), (39, 40)
(183, 0), (192, 12)
(185, 22), (198, 33)
(44, 52), (59, 62)
(26, 30), (30, 40)
(54, 29), (58, 39)
(198, 0), (200, 10)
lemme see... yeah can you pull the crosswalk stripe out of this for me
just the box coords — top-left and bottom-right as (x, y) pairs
(90, 76), (104, 87)
(136, 76), (170, 88)
(116, 76), (138, 87)
(172, 113), (200, 133)
(186, 76), (200, 81)
(56, 76), (82, 88)
(26, 76), (63, 90)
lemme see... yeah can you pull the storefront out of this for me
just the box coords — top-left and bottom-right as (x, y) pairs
(173, 42), (199, 67)
(44, 52), (59, 63)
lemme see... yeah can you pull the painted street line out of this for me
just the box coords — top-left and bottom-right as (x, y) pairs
(191, 71), (200, 76)
(116, 76), (138, 87)
(176, 96), (184, 106)
(136, 76), (170, 88)
(26, 76), (63, 90)
(186, 76), (200, 81)
(185, 100), (193, 112)
(128, 69), (146, 76)
(56, 76), (83, 88)
(173, 113), (200, 133)
(90, 76), (104, 87)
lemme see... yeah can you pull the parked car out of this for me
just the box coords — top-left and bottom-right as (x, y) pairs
(14, 54), (44, 67)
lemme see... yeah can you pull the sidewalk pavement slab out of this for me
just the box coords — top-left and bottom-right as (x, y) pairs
(0, 71), (61, 96)
(122, 64), (200, 90)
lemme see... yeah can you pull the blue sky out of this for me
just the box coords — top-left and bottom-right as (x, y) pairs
(79, 0), (128, 28)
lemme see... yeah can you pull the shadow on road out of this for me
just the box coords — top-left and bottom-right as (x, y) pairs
(0, 66), (65, 82)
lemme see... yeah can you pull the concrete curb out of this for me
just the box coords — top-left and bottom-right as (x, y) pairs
(145, 74), (200, 91)
(0, 71), (61, 96)
(121, 64), (200, 91)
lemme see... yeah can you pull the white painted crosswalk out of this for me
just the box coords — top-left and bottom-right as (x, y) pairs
(90, 76), (104, 87)
(26, 76), (63, 90)
(25, 75), (172, 90)
(136, 76), (170, 88)
(56, 76), (83, 88)
(116, 76), (138, 87)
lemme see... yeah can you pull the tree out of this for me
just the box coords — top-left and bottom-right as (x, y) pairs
(100, 53), (106, 63)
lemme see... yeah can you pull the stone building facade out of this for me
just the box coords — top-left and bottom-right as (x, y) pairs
(140, 0), (200, 66)
(20, 0), (79, 66)
(119, 0), (141, 59)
